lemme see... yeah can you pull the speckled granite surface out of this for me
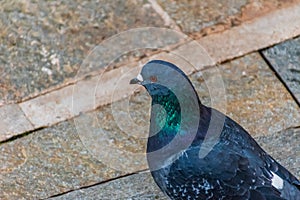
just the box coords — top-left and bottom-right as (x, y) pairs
(262, 36), (300, 105)
(157, 0), (300, 36)
(0, 0), (165, 105)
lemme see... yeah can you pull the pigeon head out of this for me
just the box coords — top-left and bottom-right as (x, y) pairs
(130, 60), (196, 97)
(130, 60), (201, 156)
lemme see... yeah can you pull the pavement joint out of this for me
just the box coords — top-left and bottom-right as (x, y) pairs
(259, 51), (300, 108)
(45, 169), (149, 199)
(148, 0), (181, 31)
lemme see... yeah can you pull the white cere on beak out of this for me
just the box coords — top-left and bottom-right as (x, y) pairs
(137, 73), (144, 82)
(271, 171), (284, 190)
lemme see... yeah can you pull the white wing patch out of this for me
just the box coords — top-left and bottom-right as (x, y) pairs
(271, 171), (284, 190)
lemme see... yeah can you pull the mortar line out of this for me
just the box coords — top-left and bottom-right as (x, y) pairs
(147, 0), (181, 31)
(45, 169), (149, 199)
(259, 51), (300, 107)
(0, 126), (45, 145)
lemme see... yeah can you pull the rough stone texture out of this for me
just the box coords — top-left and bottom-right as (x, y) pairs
(256, 127), (300, 177)
(157, 0), (248, 34)
(171, 40), (215, 70)
(50, 172), (167, 200)
(0, 120), (125, 199)
(156, 0), (300, 36)
(18, 63), (143, 128)
(190, 52), (300, 136)
(75, 27), (188, 78)
(262, 36), (300, 105)
(197, 2), (300, 63)
(74, 99), (150, 174)
(50, 127), (300, 200)
(2, 0), (300, 106)
(0, 104), (33, 141)
(0, 90), (154, 199)
(147, 0), (181, 31)
(0, 0), (165, 105)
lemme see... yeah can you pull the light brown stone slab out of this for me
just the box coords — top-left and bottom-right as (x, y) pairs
(18, 63), (142, 128)
(0, 104), (33, 141)
(198, 3), (300, 63)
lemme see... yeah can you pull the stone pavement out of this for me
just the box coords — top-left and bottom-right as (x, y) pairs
(0, 1), (300, 199)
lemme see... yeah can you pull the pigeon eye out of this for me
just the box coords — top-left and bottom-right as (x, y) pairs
(150, 76), (157, 82)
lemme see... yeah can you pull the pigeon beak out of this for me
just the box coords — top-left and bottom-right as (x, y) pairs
(130, 78), (140, 84)
(130, 74), (144, 85)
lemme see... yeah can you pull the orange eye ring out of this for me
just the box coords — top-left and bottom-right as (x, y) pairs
(150, 75), (157, 82)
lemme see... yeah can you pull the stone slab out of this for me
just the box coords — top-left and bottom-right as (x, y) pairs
(198, 2), (300, 63)
(0, 88), (155, 199)
(256, 127), (300, 177)
(157, 0), (248, 34)
(262, 36), (300, 105)
(49, 172), (167, 200)
(0, 0), (165, 105)
(156, 0), (300, 36)
(0, 104), (33, 141)
(0, 120), (126, 199)
(18, 63), (142, 128)
(190, 53), (300, 136)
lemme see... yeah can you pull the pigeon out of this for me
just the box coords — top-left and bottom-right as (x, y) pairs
(130, 60), (300, 200)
